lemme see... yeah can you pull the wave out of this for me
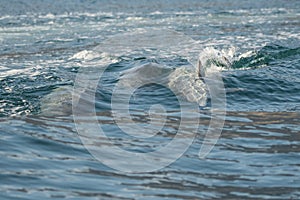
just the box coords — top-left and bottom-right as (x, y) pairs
(2, 40), (299, 117)
(231, 43), (300, 69)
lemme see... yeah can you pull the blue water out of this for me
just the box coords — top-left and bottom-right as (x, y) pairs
(1, 0), (300, 199)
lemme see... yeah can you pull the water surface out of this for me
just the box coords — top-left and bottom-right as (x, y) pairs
(0, 0), (300, 199)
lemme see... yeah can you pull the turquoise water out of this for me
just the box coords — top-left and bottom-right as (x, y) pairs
(1, 0), (300, 199)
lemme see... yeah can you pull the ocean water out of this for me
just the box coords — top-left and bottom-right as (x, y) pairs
(1, 0), (300, 199)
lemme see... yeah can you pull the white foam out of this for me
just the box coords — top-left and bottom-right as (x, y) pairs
(237, 50), (256, 59)
(69, 50), (106, 61)
(198, 47), (235, 76)
(126, 16), (144, 21)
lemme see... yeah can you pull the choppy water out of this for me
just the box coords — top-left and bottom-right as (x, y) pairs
(1, 0), (300, 199)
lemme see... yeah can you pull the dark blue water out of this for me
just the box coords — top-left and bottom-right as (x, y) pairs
(1, 0), (300, 199)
